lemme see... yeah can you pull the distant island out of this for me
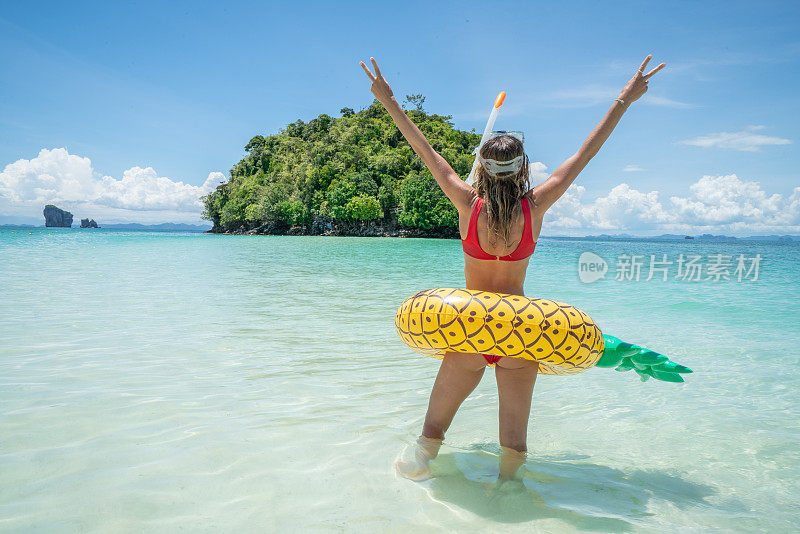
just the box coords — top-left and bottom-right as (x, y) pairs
(21, 209), (208, 232)
(43, 205), (73, 227)
(43, 205), (101, 228)
(202, 96), (478, 238)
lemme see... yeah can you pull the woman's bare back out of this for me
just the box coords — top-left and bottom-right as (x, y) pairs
(458, 194), (544, 295)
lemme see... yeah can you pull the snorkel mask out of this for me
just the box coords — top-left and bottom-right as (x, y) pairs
(475, 130), (526, 178)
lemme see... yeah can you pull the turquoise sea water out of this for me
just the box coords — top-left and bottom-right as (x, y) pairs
(1, 227), (798, 532)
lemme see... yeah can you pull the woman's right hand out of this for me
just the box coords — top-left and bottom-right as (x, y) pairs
(618, 54), (666, 105)
(359, 57), (395, 104)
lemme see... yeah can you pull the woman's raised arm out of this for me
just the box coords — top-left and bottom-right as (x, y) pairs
(360, 58), (474, 211)
(530, 55), (666, 211)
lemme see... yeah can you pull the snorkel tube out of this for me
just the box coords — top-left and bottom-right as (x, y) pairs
(466, 91), (506, 186)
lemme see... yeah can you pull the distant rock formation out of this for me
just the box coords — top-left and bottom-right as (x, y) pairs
(80, 218), (99, 228)
(43, 205), (73, 227)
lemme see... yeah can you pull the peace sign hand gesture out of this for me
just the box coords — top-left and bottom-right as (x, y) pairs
(618, 54), (666, 106)
(359, 57), (395, 104)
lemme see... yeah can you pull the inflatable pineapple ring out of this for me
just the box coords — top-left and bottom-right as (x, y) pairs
(395, 288), (693, 382)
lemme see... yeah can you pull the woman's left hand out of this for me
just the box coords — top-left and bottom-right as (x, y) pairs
(618, 54), (666, 105)
(359, 57), (395, 104)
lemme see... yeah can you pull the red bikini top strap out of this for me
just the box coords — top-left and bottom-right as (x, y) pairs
(521, 196), (531, 235)
(467, 197), (483, 240)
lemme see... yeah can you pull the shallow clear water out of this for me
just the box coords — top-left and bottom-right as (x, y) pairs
(1, 227), (798, 532)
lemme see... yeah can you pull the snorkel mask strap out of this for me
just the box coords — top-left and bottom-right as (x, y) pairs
(477, 154), (524, 177)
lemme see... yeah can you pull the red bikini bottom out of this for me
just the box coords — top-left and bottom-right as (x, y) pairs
(482, 354), (503, 365)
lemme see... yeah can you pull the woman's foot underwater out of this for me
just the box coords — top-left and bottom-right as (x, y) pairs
(394, 436), (442, 481)
(498, 445), (527, 481)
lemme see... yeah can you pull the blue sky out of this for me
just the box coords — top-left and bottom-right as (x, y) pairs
(0, 0), (798, 233)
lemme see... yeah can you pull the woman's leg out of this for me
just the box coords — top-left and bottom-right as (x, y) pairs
(422, 351), (488, 440)
(495, 357), (539, 479)
(396, 351), (486, 480)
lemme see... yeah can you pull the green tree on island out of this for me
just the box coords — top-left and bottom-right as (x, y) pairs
(201, 97), (480, 236)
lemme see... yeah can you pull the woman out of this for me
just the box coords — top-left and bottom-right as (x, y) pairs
(360, 55), (666, 480)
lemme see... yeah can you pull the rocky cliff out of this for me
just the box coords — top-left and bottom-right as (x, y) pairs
(80, 218), (99, 228)
(43, 205), (73, 227)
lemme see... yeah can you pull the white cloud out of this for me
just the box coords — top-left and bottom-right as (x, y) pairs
(639, 95), (693, 109)
(543, 184), (588, 229)
(678, 126), (791, 152)
(542, 86), (691, 109)
(0, 148), (97, 203)
(529, 161), (549, 181)
(544, 86), (618, 108)
(0, 148), (225, 222)
(669, 175), (797, 230)
(622, 165), (644, 172)
(547, 183), (671, 231)
(544, 174), (800, 235)
(659, 48), (800, 75)
(96, 167), (225, 211)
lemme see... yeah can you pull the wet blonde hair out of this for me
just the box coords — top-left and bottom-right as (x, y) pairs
(475, 134), (532, 248)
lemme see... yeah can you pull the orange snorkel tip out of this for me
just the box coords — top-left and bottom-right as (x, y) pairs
(494, 91), (506, 108)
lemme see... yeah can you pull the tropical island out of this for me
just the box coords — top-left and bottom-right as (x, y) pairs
(202, 97), (480, 237)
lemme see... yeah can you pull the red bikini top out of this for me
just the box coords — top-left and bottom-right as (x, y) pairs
(461, 197), (537, 261)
